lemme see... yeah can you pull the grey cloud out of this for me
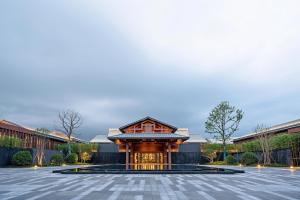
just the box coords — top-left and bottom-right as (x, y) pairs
(1, 1), (300, 140)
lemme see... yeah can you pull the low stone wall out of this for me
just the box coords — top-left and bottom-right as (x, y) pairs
(0, 147), (63, 166)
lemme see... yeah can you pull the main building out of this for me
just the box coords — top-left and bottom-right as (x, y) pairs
(91, 117), (206, 169)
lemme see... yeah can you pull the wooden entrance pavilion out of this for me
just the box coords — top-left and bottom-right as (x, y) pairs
(107, 117), (189, 170)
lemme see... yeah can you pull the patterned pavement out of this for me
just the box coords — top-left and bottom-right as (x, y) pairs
(0, 166), (299, 200)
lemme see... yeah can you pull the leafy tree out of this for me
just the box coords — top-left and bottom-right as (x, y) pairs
(205, 101), (243, 159)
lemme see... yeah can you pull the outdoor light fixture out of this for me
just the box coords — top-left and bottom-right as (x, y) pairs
(62, 164), (66, 166)
(290, 165), (294, 169)
(33, 165), (38, 169)
(239, 164), (242, 167)
(257, 164), (261, 168)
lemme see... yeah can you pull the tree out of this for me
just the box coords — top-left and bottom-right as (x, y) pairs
(205, 101), (243, 160)
(255, 124), (272, 165)
(33, 128), (50, 166)
(58, 109), (82, 155)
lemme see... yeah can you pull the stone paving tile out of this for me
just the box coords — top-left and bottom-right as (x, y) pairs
(0, 166), (299, 200)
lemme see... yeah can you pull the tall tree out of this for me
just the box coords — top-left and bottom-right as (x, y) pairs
(255, 124), (272, 165)
(205, 101), (243, 159)
(58, 109), (82, 155)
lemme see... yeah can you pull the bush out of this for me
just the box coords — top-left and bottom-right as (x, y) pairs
(65, 153), (78, 164)
(210, 161), (226, 165)
(80, 152), (91, 163)
(11, 151), (32, 166)
(50, 154), (64, 166)
(226, 155), (237, 165)
(0, 136), (23, 148)
(56, 143), (98, 156)
(240, 152), (258, 165)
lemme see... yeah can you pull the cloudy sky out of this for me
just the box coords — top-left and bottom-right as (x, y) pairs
(1, 1), (300, 140)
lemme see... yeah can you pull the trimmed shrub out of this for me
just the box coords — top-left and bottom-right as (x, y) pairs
(240, 152), (258, 165)
(210, 161), (226, 165)
(65, 153), (78, 164)
(50, 154), (64, 166)
(11, 151), (32, 166)
(226, 155), (237, 165)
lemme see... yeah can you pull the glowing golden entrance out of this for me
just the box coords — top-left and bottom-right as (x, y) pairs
(133, 153), (164, 170)
(134, 153), (163, 164)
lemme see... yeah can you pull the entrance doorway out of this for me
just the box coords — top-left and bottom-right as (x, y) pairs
(133, 152), (164, 170)
(134, 152), (163, 164)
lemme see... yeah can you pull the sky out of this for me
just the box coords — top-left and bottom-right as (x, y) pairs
(1, 1), (300, 140)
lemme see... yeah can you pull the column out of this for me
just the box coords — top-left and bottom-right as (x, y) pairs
(130, 143), (133, 170)
(168, 143), (171, 170)
(163, 145), (167, 169)
(125, 142), (129, 170)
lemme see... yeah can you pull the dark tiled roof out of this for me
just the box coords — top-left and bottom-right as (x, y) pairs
(119, 116), (177, 133)
(108, 133), (189, 140)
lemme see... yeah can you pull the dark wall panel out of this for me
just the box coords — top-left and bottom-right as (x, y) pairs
(0, 147), (62, 166)
(179, 143), (201, 152)
(98, 143), (119, 152)
(92, 152), (126, 164)
(172, 152), (209, 164)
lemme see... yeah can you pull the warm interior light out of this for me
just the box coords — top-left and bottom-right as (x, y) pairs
(176, 139), (182, 144)
(290, 165), (294, 169)
(257, 164), (261, 168)
(33, 165), (38, 169)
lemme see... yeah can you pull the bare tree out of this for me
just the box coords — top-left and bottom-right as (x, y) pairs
(58, 109), (82, 155)
(255, 124), (272, 165)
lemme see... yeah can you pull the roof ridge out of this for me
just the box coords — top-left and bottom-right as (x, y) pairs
(119, 116), (177, 132)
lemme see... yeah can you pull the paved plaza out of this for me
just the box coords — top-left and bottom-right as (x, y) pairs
(0, 166), (299, 200)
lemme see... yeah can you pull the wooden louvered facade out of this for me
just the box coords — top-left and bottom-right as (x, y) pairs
(0, 120), (66, 150)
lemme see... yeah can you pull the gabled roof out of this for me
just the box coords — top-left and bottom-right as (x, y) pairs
(0, 120), (24, 127)
(119, 116), (177, 133)
(185, 134), (207, 143)
(90, 134), (112, 143)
